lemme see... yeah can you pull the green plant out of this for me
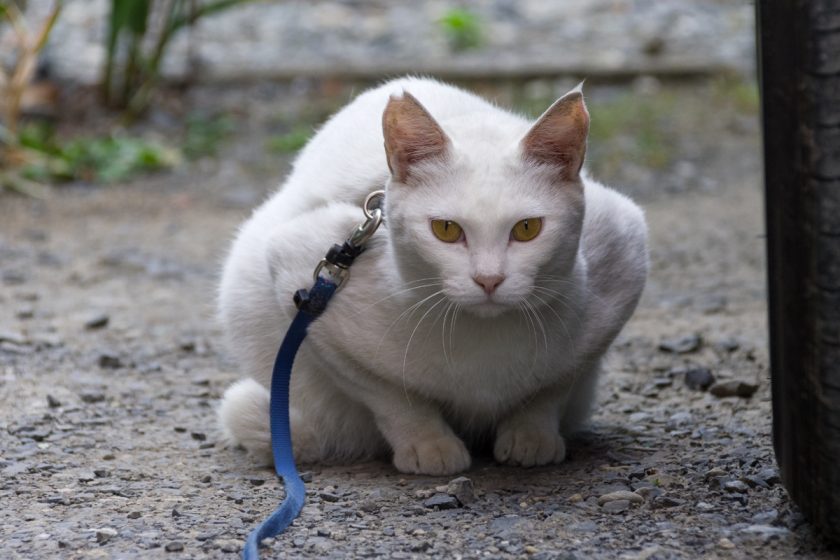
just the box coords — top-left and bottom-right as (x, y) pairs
(17, 122), (179, 184)
(0, 1), (62, 196)
(266, 126), (312, 154)
(438, 8), (482, 52)
(102, 0), (257, 117)
(183, 112), (234, 159)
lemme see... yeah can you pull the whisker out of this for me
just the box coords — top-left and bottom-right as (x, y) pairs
(402, 294), (447, 382)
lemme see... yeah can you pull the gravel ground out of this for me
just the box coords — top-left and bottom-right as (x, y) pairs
(12, 0), (755, 84)
(1, 81), (838, 559)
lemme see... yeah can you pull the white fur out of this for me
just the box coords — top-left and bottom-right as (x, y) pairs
(217, 77), (648, 474)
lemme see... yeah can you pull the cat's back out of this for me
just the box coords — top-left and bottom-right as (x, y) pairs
(248, 78), (519, 229)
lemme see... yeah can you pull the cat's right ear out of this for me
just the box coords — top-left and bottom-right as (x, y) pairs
(382, 92), (450, 183)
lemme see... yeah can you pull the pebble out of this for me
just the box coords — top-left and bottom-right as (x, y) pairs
(715, 338), (741, 352)
(84, 313), (110, 330)
(98, 353), (123, 369)
(165, 541), (184, 552)
(80, 391), (106, 404)
(724, 480), (749, 494)
(319, 491), (341, 502)
(740, 524), (793, 543)
(718, 537), (735, 549)
(634, 487), (662, 501)
(650, 496), (683, 509)
(597, 490), (643, 506)
(658, 334), (702, 354)
(46, 394), (61, 408)
(684, 367), (716, 391)
(447, 476), (476, 505)
(190, 432), (207, 441)
(127, 511), (142, 519)
(709, 380), (758, 398)
(0, 330), (27, 345)
(95, 528), (118, 544)
(423, 493), (460, 510)
(602, 499), (630, 514)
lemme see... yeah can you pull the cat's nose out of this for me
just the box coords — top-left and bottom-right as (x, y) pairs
(473, 274), (505, 295)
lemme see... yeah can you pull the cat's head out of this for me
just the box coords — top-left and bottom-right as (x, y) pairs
(382, 87), (589, 318)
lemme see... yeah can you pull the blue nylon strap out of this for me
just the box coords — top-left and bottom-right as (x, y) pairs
(242, 277), (337, 560)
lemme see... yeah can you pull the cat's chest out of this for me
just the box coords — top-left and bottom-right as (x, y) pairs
(317, 296), (581, 411)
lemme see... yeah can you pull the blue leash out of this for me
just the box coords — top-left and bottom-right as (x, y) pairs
(242, 191), (384, 560)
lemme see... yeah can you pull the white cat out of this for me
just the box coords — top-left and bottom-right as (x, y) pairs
(217, 77), (647, 475)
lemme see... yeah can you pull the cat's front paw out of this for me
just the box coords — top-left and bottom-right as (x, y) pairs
(392, 434), (471, 475)
(494, 422), (566, 467)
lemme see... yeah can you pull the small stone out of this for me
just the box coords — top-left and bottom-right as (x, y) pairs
(525, 545), (538, 554)
(652, 377), (672, 388)
(165, 541), (184, 552)
(95, 528), (118, 544)
(80, 391), (106, 404)
(248, 478), (264, 486)
(568, 493), (583, 503)
(634, 486), (662, 500)
(300, 471), (313, 483)
(84, 313), (110, 330)
(667, 412), (693, 429)
(704, 467), (727, 481)
(658, 334), (702, 354)
(696, 501), (714, 512)
(684, 368), (716, 391)
(16, 306), (34, 319)
(423, 493), (459, 510)
(740, 524), (793, 543)
(78, 471), (96, 482)
(757, 468), (781, 486)
(316, 528), (331, 538)
(724, 480), (749, 494)
(718, 537), (735, 549)
(650, 496), (683, 509)
(751, 509), (779, 524)
(98, 353), (122, 369)
(447, 476), (476, 505)
(319, 491), (341, 503)
(2, 269), (26, 285)
(219, 541), (240, 553)
(0, 330), (27, 345)
(602, 499), (630, 514)
(200, 475), (212, 483)
(127, 511), (141, 519)
(709, 380), (758, 398)
(46, 394), (61, 408)
(190, 432), (207, 441)
(597, 491), (643, 506)
(715, 338), (741, 352)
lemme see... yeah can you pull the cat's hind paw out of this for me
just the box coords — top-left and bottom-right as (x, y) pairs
(392, 434), (471, 475)
(494, 422), (566, 467)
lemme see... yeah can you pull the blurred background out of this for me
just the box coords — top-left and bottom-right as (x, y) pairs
(1, 0), (758, 203)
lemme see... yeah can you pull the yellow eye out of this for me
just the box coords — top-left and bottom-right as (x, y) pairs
(511, 218), (542, 242)
(431, 219), (464, 243)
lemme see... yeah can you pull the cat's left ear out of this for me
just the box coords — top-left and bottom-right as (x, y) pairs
(382, 92), (451, 183)
(520, 85), (589, 181)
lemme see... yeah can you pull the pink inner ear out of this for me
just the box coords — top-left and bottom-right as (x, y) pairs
(522, 92), (589, 180)
(383, 93), (449, 182)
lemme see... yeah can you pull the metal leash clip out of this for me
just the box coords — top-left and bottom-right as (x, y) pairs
(311, 189), (384, 290)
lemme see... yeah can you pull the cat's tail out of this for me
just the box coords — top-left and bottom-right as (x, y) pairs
(218, 378), (273, 465)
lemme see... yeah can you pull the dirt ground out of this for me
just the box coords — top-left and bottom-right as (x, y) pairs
(1, 80), (838, 559)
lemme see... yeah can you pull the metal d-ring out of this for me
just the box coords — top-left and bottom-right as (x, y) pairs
(363, 190), (385, 220)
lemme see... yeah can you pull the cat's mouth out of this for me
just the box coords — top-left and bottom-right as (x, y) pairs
(462, 298), (516, 318)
